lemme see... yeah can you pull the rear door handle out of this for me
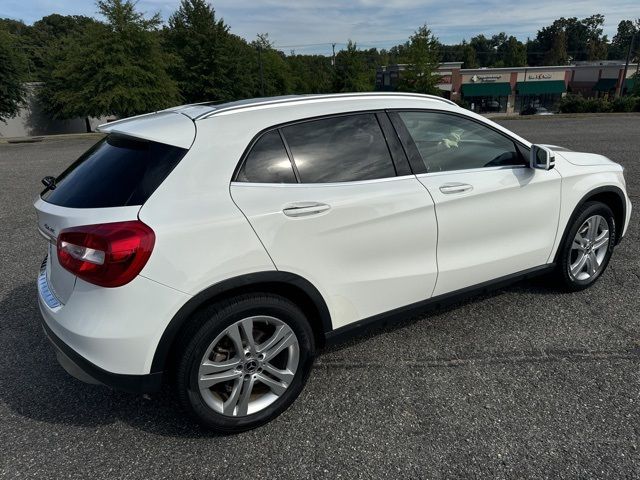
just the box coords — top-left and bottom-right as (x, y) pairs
(439, 182), (473, 194)
(282, 202), (331, 217)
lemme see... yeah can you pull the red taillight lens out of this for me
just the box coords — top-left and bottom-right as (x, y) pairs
(57, 220), (155, 288)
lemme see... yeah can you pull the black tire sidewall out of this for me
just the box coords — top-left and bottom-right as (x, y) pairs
(559, 201), (616, 290)
(176, 295), (315, 432)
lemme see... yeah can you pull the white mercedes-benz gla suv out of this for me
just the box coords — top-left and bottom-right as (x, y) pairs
(35, 93), (631, 432)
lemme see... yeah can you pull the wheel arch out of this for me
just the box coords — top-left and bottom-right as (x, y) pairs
(151, 272), (332, 374)
(554, 185), (627, 263)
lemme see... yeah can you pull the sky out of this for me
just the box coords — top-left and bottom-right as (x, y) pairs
(1, 0), (639, 54)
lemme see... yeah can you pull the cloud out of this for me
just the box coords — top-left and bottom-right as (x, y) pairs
(1, 0), (637, 54)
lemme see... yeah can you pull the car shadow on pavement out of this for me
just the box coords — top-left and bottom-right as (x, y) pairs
(0, 278), (557, 437)
(0, 282), (221, 438)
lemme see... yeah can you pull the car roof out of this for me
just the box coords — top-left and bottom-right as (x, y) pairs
(166, 92), (459, 120)
(98, 93), (461, 148)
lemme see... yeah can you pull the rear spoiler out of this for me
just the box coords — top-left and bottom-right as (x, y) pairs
(98, 111), (196, 150)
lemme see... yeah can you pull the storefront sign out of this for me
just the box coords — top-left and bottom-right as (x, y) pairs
(470, 74), (502, 83)
(528, 73), (553, 79)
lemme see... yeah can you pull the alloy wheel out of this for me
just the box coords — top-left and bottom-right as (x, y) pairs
(197, 316), (300, 417)
(568, 214), (610, 281)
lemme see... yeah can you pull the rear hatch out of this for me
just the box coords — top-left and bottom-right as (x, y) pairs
(35, 112), (194, 305)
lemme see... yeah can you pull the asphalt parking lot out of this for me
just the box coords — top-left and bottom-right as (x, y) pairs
(1, 114), (639, 479)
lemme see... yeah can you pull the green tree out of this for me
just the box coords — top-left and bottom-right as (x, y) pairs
(252, 33), (292, 96)
(333, 41), (372, 92)
(164, 0), (240, 103)
(26, 15), (100, 81)
(461, 41), (478, 68)
(498, 36), (527, 67)
(469, 34), (495, 67)
(398, 25), (441, 95)
(286, 54), (333, 94)
(542, 28), (569, 65)
(41, 0), (180, 119)
(608, 19), (640, 60)
(534, 15), (608, 64)
(0, 28), (27, 122)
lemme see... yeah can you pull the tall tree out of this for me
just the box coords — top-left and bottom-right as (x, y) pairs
(333, 41), (372, 92)
(286, 54), (333, 94)
(41, 0), (180, 119)
(497, 36), (527, 67)
(461, 41), (478, 68)
(608, 19), (640, 60)
(469, 35), (495, 67)
(252, 33), (292, 96)
(164, 0), (237, 103)
(0, 28), (27, 122)
(398, 25), (441, 95)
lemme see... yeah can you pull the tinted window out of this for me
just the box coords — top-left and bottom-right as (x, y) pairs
(282, 114), (396, 183)
(41, 135), (187, 208)
(236, 130), (296, 183)
(398, 112), (525, 173)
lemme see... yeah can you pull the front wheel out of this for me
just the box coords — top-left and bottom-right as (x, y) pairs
(555, 201), (616, 291)
(173, 294), (315, 432)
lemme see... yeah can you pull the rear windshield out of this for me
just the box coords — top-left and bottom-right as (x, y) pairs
(41, 134), (187, 208)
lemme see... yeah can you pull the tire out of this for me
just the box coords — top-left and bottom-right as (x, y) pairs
(554, 201), (616, 291)
(173, 293), (315, 432)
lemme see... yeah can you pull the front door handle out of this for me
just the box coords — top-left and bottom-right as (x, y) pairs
(283, 202), (331, 217)
(439, 182), (473, 194)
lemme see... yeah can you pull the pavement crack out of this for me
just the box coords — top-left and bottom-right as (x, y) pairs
(315, 347), (640, 369)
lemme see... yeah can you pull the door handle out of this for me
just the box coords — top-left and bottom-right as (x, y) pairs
(439, 182), (473, 194)
(282, 202), (331, 217)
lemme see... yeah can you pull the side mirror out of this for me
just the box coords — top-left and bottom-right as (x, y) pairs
(530, 145), (555, 170)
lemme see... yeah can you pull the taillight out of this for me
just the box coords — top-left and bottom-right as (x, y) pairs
(57, 220), (155, 288)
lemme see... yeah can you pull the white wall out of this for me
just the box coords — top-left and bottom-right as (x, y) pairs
(0, 83), (109, 138)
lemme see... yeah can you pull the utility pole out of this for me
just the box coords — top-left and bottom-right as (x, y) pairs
(617, 32), (635, 98)
(332, 43), (336, 68)
(257, 45), (265, 97)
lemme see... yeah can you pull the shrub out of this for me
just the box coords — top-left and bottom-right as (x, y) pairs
(559, 93), (639, 113)
(610, 96), (638, 112)
(558, 94), (584, 113)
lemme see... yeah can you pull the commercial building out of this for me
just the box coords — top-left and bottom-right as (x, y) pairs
(376, 60), (638, 114)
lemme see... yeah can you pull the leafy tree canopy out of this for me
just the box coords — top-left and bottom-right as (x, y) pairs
(40, 0), (180, 118)
(397, 25), (441, 95)
(0, 28), (27, 122)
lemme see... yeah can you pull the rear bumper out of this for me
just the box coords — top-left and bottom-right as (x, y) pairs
(41, 317), (163, 393)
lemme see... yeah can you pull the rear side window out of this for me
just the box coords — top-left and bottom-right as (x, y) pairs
(41, 135), (187, 208)
(282, 114), (396, 183)
(236, 130), (296, 183)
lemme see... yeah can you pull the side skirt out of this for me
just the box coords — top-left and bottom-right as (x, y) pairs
(324, 264), (555, 346)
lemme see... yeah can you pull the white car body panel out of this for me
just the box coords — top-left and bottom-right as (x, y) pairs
(416, 165), (562, 296)
(34, 93), (632, 380)
(547, 155), (630, 260)
(38, 274), (190, 374)
(230, 177), (439, 329)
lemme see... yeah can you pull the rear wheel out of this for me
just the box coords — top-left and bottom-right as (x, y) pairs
(555, 201), (616, 291)
(174, 294), (315, 432)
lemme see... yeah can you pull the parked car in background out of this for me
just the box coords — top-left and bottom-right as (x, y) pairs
(35, 93), (631, 432)
(520, 105), (554, 116)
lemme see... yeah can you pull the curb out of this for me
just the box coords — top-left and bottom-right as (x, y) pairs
(0, 132), (104, 145)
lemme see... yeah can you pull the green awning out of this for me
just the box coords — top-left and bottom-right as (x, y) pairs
(462, 82), (512, 97)
(593, 78), (617, 91)
(516, 80), (566, 95)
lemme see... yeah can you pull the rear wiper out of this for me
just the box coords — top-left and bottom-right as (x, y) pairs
(41, 176), (57, 191)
